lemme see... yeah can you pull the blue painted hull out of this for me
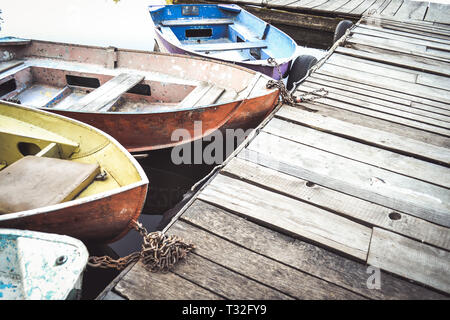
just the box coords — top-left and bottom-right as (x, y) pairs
(149, 4), (297, 80)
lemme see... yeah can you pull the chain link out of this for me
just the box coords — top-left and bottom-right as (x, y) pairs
(88, 220), (195, 272)
(266, 58), (327, 111)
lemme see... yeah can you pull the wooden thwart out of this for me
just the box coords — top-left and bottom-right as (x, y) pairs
(187, 40), (267, 52)
(161, 18), (234, 27)
(69, 73), (144, 112)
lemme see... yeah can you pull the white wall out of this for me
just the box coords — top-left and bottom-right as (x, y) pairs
(0, 0), (165, 51)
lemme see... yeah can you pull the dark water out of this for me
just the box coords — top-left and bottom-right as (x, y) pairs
(80, 145), (216, 300)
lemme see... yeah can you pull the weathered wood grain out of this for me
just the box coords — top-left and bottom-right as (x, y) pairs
(318, 62), (450, 104)
(275, 105), (450, 164)
(172, 254), (293, 299)
(243, 133), (450, 227)
(425, 3), (450, 24)
(265, 117), (450, 188)
(115, 261), (223, 300)
(299, 82), (450, 127)
(336, 44), (450, 77)
(198, 173), (372, 260)
(394, 0), (428, 21)
(309, 72), (450, 114)
(169, 221), (363, 299)
(368, 228), (450, 294)
(223, 157), (450, 250)
(181, 200), (448, 299)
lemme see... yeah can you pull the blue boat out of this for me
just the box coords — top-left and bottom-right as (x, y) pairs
(149, 4), (299, 81)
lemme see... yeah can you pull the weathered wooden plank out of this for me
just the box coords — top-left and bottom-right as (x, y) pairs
(173, 253), (292, 299)
(70, 73), (144, 112)
(0, 60), (23, 73)
(357, 23), (450, 46)
(265, 117), (450, 188)
(313, 0), (351, 11)
(380, 0), (403, 17)
(416, 73), (450, 92)
(115, 261), (223, 300)
(307, 74), (412, 107)
(334, 0), (367, 14)
(198, 174), (372, 260)
(394, 0), (428, 21)
(425, 3), (450, 25)
(195, 86), (225, 106)
(353, 25), (450, 50)
(306, 74), (450, 118)
(369, 19), (450, 39)
(350, 0), (377, 15)
(309, 72), (450, 114)
(328, 52), (450, 94)
(161, 18), (234, 27)
(276, 105), (450, 165)
(243, 133), (450, 227)
(296, 86), (450, 136)
(368, 228), (450, 294)
(187, 40), (267, 52)
(341, 42), (450, 76)
(284, 100), (450, 149)
(300, 82), (450, 125)
(347, 33), (450, 60)
(328, 52), (418, 83)
(178, 82), (212, 109)
(296, 0), (330, 9)
(318, 62), (450, 103)
(223, 156), (450, 250)
(170, 221), (363, 299)
(182, 200), (447, 300)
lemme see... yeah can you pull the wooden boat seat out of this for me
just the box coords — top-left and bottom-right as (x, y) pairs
(0, 156), (100, 214)
(178, 83), (225, 108)
(160, 18), (234, 27)
(69, 73), (144, 112)
(188, 40), (267, 52)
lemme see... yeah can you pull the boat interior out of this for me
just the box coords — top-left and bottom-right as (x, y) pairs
(0, 61), (237, 113)
(150, 4), (297, 63)
(0, 37), (273, 114)
(0, 102), (144, 214)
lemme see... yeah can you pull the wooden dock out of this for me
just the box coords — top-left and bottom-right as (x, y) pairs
(100, 11), (450, 300)
(202, 0), (450, 23)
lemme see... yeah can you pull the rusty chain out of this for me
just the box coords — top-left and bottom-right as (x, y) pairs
(266, 57), (327, 112)
(88, 220), (195, 272)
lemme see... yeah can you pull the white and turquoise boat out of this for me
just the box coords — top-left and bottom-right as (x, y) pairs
(0, 229), (89, 300)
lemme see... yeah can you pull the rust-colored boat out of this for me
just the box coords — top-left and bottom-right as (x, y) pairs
(0, 101), (149, 243)
(0, 37), (279, 152)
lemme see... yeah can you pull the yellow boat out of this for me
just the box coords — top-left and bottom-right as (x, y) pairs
(0, 101), (149, 243)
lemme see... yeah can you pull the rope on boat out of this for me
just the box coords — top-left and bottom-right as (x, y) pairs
(88, 221), (195, 272)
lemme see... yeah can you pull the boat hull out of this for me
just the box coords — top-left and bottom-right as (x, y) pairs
(48, 90), (279, 152)
(0, 183), (148, 244)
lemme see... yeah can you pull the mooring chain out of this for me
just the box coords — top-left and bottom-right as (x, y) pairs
(88, 220), (195, 272)
(266, 58), (327, 112)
